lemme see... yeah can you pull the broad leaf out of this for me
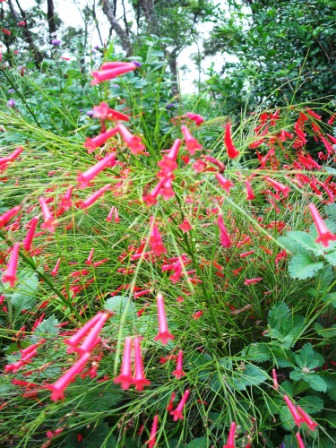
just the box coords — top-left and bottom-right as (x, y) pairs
(288, 253), (324, 279)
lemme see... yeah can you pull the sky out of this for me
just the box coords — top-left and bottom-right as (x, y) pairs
(22, 0), (235, 94)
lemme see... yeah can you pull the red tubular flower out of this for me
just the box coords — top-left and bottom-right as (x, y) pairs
(143, 178), (166, 206)
(296, 432), (305, 448)
(204, 155), (226, 172)
(157, 139), (181, 176)
(224, 123), (239, 159)
(245, 180), (255, 200)
(85, 248), (95, 265)
(100, 61), (137, 70)
(65, 313), (103, 352)
(39, 196), (57, 232)
(265, 177), (290, 198)
(147, 415), (159, 448)
(114, 336), (134, 390)
(272, 368), (279, 390)
(172, 350), (186, 379)
(91, 62), (139, 85)
(217, 213), (232, 248)
(327, 114), (335, 125)
(22, 216), (39, 252)
(51, 257), (61, 277)
(79, 184), (111, 209)
(283, 395), (303, 427)
(116, 123), (146, 155)
(185, 112), (205, 126)
(215, 173), (234, 193)
(46, 352), (91, 401)
(60, 186), (74, 210)
(223, 422), (237, 448)
(93, 102), (130, 122)
(244, 277), (262, 285)
(167, 392), (176, 411)
(84, 127), (119, 153)
(0, 206), (21, 229)
(308, 203), (336, 247)
(2, 243), (20, 288)
(179, 218), (192, 233)
(181, 125), (202, 154)
(149, 217), (167, 256)
(77, 312), (109, 354)
(133, 337), (150, 391)
(306, 108), (321, 120)
(170, 389), (190, 421)
(154, 293), (174, 345)
(297, 406), (318, 431)
(77, 153), (116, 188)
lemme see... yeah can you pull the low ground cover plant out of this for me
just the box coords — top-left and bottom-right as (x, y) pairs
(0, 55), (336, 448)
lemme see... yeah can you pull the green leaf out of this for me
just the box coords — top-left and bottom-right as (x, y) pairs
(286, 231), (320, 253)
(32, 315), (59, 339)
(325, 203), (336, 223)
(305, 374), (328, 392)
(314, 323), (336, 338)
(323, 250), (336, 267)
(268, 303), (290, 329)
(242, 343), (272, 362)
(288, 253), (324, 279)
(321, 292), (336, 308)
(294, 343), (324, 370)
(187, 438), (208, 448)
(297, 396), (324, 415)
(104, 295), (135, 319)
(232, 364), (268, 391)
(10, 271), (39, 313)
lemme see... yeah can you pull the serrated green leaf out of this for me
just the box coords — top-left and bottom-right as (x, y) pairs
(314, 323), (336, 338)
(297, 395), (324, 414)
(242, 343), (272, 362)
(286, 231), (320, 253)
(10, 271), (39, 313)
(295, 343), (324, 370)
(187, 438), (208, 448)
(305, 374), (328, 392)
(232, 364), (268, 391)
(325, 203), (336, 223)
(323, 250), (336, 266)
(288, 253), (324, 279)
(104, 295), (135, 319)
(268, 303), (290, 329)
(32, 315), (59, 339)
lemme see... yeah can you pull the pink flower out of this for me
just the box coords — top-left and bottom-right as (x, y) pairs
(170, 389), (190, 421)
(0, 206), (21, 228)
(272, 368), (279, 390)
(147, 415), (159, 448)
(217, 213), (232, 248)
(179, 218), (192, 233)
(172, 350), (186, 379)
(204, 155), (225, 172)
(143, 178), (166, 206)
(283, 395), (303, 427)
(39, 196), (57, 232)
(84, 127), (119, 153)
(77, 312), (110, 355)
(215, 173), (234, 193)
(93, 102), (130, 122)
(149, 217), (167, 256)
(265, 177), (290, 198)
(244, 277), (262, 285)
(157, 139), (181, 176)
(308, 203), (336, 247)
(185, 112), (205, 126)
(51, 257), (61, 277)
(297, 406), (318, 431)
(116, 123), (146, 155)
(133, 337), (150, 391)
(223, 422), (237, 448)
(154, 293), (174, 345)
(224, 123), (239, 159)
(106, 206), (120, 223)
(85, 248), (95, 265)
(181, 125), (202, 154)
(23, 216), (39, 252)
(296, 432), (305, 448)
(166, 392), (176, 411)
(114, 336), (134, 390)
(79, 184), (111, 209)
(2, 243), (20, 288)
(46, 353), (90, 401)
(60, 186), (74, 210)
(65, 313), (104, 352)
(77, 153), (117, 188)
(91, 62), (139, 85)
(245, 180), (255, 200)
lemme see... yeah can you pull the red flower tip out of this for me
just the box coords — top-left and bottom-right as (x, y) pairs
(224, 123), (239, 159)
